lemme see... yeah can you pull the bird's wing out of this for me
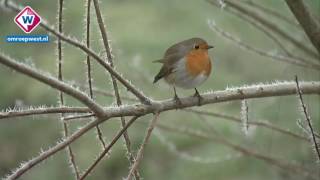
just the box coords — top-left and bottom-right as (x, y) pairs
(153, 53), (183, 83)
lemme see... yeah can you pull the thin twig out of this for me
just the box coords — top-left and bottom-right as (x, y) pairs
(0, 106), (89, 119)
(85, 0), (94, 100)
(207, 0), (320, 60)
(156, 123), (318, 180)
(297, 119), (320, 139)
(295, 76), (320, 162)
(127, 113), (160, 180)
(154, 129), (242, 164)
(242, 0), (300, 28)
(85, 0), (107, 151)
(79, 116), (141, 180)
(63, 113), (94, 121)
(185, 109), (308, 142)
(5, 117), (104, 180)
(92, 0), (139, 178)
(210, 2), (314, 65)
(3, 0), (152, 105)
(57, 0), (80, 178)
(208, 20), (320, 70)
(226, 8), (291, 56)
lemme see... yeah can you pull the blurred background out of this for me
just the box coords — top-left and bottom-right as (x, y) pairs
(0, 0), (319, 179)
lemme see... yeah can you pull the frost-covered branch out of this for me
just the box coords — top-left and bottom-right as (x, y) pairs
(91, 0), (139, 178)
(0, 106), (88, 119)
(2, 78), (320, 179)
(0, 54), (106, 117)
(156, 123), (318, 180)
(207, 0), (319, 60)
(79, 116), (141, 180)
(295, 76), (320, 162)
(127, 113), (160, 180)
(1, 81), (319, 121)
(186, 109), (308, 142)
(56, 0), (80, 178)
(208, 20), (320, 70)
(242, 0), (300, 28)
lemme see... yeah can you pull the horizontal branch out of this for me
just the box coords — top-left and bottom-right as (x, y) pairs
(100, 81), (320, 118)
(0, 106), (88, 119)
(4, 81), (319, 179)
(1, 81), (320, 120)
(0, 105), (308, 142)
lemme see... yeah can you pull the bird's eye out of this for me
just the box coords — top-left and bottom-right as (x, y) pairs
(194, 45), (199, 49)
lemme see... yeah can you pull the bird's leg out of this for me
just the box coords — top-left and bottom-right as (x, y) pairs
(173, 86), (182, 107)
(193, 88), (203, 106)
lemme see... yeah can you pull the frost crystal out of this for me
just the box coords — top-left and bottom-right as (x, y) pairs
(241, 99), (249, 136)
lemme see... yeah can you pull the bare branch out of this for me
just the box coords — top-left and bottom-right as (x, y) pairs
(285, 0), (320, 56)
(297, 119), (320, 139)
(207, 0), (320, 60)
(5, 116), (104, 180)
(84, 0), (108, 154)
(91, 0), (139, 178)
(154, 129), (242, 164)
(56, 0), (80, 178)
(1, 81), (319, 121)
(185, 109), (308, 142)
(209, 1), (315, 65)
(295, 76), (320, 162)
(97, 81), (320, 118)
(0, 106), (89, 119)
(156, 123), (318, 180)
(79, 116), (141, 180)
(0, 54), (106, 117)
(208, 20), (320, 70)
(1, 105), (309, 143)
(85, 0), (94, 99)
(242, 0), (300, 28)
(3, 80), (320, 179)
(127, 113), (160, 180)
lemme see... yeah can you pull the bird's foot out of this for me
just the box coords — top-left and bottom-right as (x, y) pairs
(193, 88), (203, 106)
(173, 94), (182, 108)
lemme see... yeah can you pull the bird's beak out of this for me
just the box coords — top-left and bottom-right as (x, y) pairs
(207, 45), (214, 49)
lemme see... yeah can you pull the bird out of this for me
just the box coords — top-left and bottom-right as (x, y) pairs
(153, 37), (213, 105)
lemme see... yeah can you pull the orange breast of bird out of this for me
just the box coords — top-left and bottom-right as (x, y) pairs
(185, 50), (212, 77)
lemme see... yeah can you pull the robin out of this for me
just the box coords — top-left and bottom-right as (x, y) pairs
(153, 37), (214, 105)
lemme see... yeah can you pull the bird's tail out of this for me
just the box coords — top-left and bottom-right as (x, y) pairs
(153, 72), (162, 83)
(153, 66), (167, 83)
(152, 59), (165, 63)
